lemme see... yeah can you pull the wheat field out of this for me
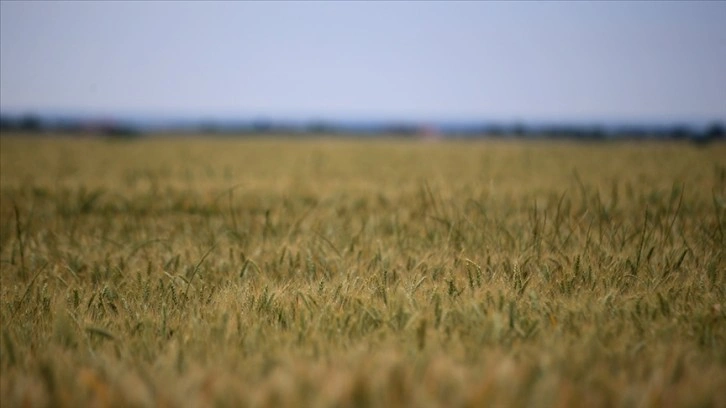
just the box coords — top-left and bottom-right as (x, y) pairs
(1, 135), (724, 407)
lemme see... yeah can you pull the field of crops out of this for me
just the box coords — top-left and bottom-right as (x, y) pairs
(1, 135), (724, 407)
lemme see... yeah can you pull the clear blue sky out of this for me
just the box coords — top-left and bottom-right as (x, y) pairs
(1, 1), (725, 124)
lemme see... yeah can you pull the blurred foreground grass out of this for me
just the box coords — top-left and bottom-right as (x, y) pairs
(1, 135), (725, 407)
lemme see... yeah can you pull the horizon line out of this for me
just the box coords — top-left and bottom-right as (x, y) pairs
(1, 108), (724, 128)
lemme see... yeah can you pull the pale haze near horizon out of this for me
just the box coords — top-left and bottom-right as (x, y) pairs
(1, 1), (725, 124)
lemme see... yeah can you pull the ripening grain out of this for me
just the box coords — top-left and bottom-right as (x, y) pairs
(1, 136), (724, 407)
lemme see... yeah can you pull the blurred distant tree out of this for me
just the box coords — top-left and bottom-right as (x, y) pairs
(105, 125), (140, 139)
(705, 123), (724, 138)
(19, 115), (42, 132)
(690, 123), (724, 146)
(484, 125), (504, 137)
(581, 126), (606, 140)
(511, 123), (527, 138)
(702, 123), (724, 144)
(308, 121), (333, 134)
(385, 123), (418, 137)
(251, 120), (272, 133)
(199, 122), (220, 134)
(666, 126), (694, 141)
(0, 115), (18, 131)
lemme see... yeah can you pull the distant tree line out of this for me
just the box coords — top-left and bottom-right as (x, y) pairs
(0, 114), (140, 138)
(1, 113), (723, 143)
(452, 122), (725, 144)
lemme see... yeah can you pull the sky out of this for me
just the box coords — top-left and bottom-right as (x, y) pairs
(1, 1), (725, 124)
